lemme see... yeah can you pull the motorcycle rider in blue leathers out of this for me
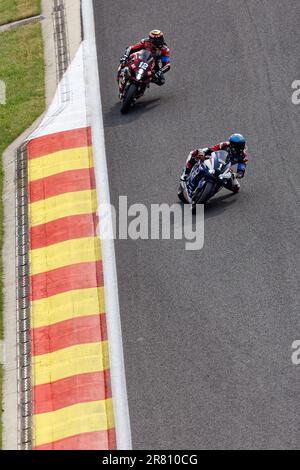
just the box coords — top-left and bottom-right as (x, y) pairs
(181, 134), (248, 193)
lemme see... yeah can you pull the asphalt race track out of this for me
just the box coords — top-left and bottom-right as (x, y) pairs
(93, 0), (300, 449)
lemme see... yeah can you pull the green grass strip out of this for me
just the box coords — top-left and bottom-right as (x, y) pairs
(0, 0), (41, 26)
(0, 21), (45, 448)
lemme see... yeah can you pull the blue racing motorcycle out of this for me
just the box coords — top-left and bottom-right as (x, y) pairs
(178, 150), (233, 210)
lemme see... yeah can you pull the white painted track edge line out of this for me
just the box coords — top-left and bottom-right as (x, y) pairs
(81, 0), (132, 450)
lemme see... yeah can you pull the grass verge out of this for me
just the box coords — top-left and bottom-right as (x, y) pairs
(0, 0), (41, 26)
(0, 21), (45, 448)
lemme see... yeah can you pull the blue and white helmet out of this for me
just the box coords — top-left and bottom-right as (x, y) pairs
(229, 134), (246, 153)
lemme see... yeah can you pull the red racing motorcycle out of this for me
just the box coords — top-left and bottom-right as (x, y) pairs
(117, 49), (155, 114)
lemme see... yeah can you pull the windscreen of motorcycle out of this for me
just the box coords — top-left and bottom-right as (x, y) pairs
(138, 50), (153, 62)
(135, 50), (154, 80)
(211, 150), (229, 164)
(210, 150), (232, 178)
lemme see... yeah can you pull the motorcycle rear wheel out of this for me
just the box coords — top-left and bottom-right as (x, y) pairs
(121, 83), (138, 114)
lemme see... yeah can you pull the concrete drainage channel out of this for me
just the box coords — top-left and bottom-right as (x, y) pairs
(15, 0), (71, 450)
(53, 0), (70, 81)
(16, 144), (31, 450)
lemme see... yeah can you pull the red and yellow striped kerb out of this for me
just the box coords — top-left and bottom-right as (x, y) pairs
(27, 127), (116, 450)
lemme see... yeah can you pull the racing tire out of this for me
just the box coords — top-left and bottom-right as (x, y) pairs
(121, 83), (138, 114)
(192, 181), (215, 212)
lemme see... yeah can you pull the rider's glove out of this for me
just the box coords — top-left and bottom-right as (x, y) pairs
(197, 151), (206, 162)
(197, 148), (210, 161)
(236, 171), (245, 179)
(120, 54), (128, 65)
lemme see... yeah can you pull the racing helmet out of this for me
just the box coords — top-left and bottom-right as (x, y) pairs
(229, 134), (246, 154)
(148, 30), (165, 48)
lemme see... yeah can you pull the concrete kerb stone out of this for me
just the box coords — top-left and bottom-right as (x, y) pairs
(0, 15), (43, 34)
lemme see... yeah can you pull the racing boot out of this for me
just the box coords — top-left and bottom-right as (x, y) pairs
(225, 173), (241, 193)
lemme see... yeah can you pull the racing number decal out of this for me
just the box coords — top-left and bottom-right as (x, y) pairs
(139, 62), (149, 70)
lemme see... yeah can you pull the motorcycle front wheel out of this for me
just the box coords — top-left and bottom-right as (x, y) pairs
(192, 181), (215, 212)
(120, 83), (138, 114)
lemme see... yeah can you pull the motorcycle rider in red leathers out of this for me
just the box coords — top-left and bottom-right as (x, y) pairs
(118, 30), (170, 94)
(181, 134), (248, 193)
